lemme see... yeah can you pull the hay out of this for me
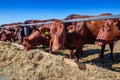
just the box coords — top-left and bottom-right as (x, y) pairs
(0, 41), (119, 80)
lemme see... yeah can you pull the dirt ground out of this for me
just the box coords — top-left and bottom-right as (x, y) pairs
(0, 41), (120, 80)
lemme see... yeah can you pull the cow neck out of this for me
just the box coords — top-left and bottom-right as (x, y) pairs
(117, 20), (120, 30)
(34, 28), (41, 34)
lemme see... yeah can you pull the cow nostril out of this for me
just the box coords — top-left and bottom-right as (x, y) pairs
(58, 47), (61, 50)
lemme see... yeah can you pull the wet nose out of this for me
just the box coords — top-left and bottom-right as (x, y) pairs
(52, 45), (65, 52)
(52, 46), (59, 52)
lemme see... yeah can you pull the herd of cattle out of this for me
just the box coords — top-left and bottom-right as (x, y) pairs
(0, 13), (120, 61)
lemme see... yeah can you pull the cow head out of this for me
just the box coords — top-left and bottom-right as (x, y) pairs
(22, 37), (33, 50)
(95, 19), (120, 46)
(50, 20), (66, 51)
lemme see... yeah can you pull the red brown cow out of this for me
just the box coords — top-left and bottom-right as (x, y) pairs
(50, 14), (114, 61)
(22, 19), (59, 50)
(50, 20), (90, 61)
(23, 20), (42, 36)
(0, 28), (16, 42)
(22, 25), (51, 50)
(95, 19), (120, 48)
(23, 19), (58, 36)
(64, 14), (93, 20)
(0, 22), (25, 42)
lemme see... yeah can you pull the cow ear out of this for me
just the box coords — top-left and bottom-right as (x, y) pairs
(113, 19), (119, 26)
(59, 23), (64, 29)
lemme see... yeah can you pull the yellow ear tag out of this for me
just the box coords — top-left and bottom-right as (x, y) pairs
(45, 31), (50, 35)
(68, 29), (73, 33)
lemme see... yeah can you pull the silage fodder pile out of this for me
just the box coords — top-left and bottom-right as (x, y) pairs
(0, 41), (119, 80)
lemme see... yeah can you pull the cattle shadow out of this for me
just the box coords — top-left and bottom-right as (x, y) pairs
(36, 45), (109, 59)
(41, 47), (109, 59)
(81, 49), (109, 58)
(82, 52), (120, 72)
(78, 48), (120, 72)
(81, 45), (120, 72)
(36, 46), (120, 72)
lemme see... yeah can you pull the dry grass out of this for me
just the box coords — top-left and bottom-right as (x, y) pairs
(0, 41), (120, 80)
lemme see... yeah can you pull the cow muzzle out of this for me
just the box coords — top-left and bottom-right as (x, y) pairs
(95, 39), (105, 46)
(52, 46), (65, 52)
(95, 42), (103, 46)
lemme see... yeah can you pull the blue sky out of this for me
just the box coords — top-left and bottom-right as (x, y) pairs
(0, 0), (120, 25)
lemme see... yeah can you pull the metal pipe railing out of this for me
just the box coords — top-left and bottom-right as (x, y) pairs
(0, 14), (120, 28)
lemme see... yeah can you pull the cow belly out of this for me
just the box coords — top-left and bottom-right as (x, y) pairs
(67, 41), (83, 50)
(67, 44), (77, 50)
(67, 34), (83, 50)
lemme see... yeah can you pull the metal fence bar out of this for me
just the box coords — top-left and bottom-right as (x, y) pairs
(21, 21), (53, 26)
(62, 15), (120, 23)
(0, 26), (17, 29)
(21, 15), (120, 27)
(0, 15), (120, 28)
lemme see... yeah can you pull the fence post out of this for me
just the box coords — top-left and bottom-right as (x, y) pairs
(24, 26), (30, 36)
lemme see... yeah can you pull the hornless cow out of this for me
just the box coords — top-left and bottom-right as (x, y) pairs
(22, 19), (58, 50)
(22, 25), (51, 50)
(50, 13), (114, 61)
(0, 22), (25, 43)
(95, 19), (120, 51)
(0, 28), (17, 42)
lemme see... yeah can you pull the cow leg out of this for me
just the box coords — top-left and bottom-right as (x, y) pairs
(69, 50), (73, 59)
(42, 44), (45, 48)
(74, 47), (82, 61)
(49, 40), (53, 53)
(100, 44), (106, 58)
(108, 42), (114, 59)
(42, 43), (48, 48)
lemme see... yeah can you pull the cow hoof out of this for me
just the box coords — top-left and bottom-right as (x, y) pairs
(99, 55), (104, 59)
(74, 59), (79, 62)
(74, 56), (79, 62)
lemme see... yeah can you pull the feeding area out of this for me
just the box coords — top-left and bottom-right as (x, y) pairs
(0, 14), (120, 80)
